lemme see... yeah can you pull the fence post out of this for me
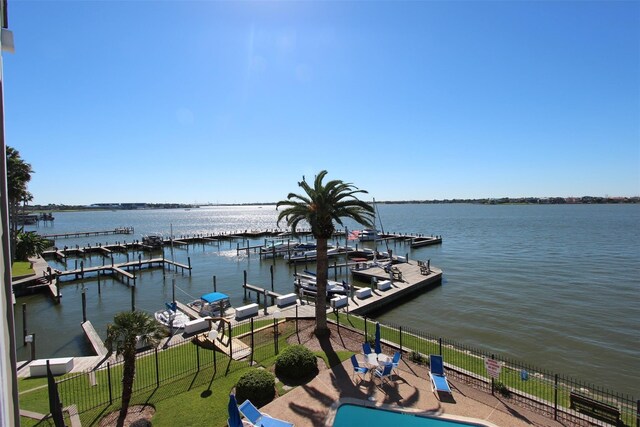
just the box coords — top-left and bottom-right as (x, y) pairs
(295, 305), (298, 334)
(491, 354), (495, 396)
(438, 337), (442, 356)
(250, 318), (255, 365)
(554, 374), (558, 421)
(155, 348), (160, 387)
(636, 399), (639, 427)
(364, 316), (368, 338)
(107, 362), (113, 405)
(196, 344), (200, 372)
(399, 326), (403, 352)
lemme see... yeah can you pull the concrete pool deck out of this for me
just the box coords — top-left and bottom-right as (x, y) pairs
(261, 357), (568, 427)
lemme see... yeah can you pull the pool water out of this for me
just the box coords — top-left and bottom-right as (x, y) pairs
(332, 404), (489, 427)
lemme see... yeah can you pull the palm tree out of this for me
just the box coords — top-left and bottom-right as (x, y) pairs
(105, 311), (164, 427)
(277, 170), (374, 336)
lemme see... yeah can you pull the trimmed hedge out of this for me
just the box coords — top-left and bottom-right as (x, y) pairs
(275, 345), (318, 380)
(235, 369), (276, 408)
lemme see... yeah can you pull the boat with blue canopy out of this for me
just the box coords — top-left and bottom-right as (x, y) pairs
(188, 292), (231, 317)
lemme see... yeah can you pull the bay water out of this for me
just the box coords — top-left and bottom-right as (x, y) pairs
(16, 204), (640, 396)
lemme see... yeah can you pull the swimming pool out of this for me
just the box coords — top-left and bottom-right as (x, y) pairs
(332, 404), (493, 427)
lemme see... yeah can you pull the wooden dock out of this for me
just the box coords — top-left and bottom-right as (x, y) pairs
(41, 227), (134, 240)
(53, 257), (192, 286)
(81, 321), (108, 357)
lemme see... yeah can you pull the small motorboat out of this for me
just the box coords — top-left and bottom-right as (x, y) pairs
(188, 292), (231, 317)
(154, 302), (190, 331)
(293, 272), (349, 298)
(358, 228), (380, 242)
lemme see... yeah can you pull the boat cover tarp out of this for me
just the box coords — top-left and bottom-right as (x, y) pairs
(201, 292), (229, 303)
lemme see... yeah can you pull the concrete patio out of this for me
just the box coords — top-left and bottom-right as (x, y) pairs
(261, 356), (569, 427)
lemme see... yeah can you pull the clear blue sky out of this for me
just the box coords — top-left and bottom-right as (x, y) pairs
(4, 0), (639, 205)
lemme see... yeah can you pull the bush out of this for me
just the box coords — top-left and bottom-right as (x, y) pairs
(235, 369), (276, 407)
(494, 381), (511, 397)
(410, 351), (425, 365)
(275, 345), (318, 380)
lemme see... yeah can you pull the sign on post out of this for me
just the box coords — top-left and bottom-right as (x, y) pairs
(484, 357), (502, 379)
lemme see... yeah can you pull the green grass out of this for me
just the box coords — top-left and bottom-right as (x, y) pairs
(18, 320), (326, 427)
(12, 261), (34, 278)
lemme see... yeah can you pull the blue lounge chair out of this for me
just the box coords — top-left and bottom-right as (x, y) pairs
(362, 342), (372, 355)
(373, 363), (393, 385)
(238, 399), (294, 427)
(391, 351), (401, 379)
(350, 354), (369, 383)
(429, 354), (452, 398)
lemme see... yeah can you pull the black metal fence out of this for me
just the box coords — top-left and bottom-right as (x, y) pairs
(52, 311), (638, 427)
(354, 314), (639, 427)
(54, 316), (294, 417)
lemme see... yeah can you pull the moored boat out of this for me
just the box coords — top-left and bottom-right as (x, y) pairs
(293, 271), (349, 297)
(188, 292), (231, 317)
(358, 228), (380, 242)
(154, 302), (190, 331)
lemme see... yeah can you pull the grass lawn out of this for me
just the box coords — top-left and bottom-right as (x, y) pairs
(18, 321), (355, 427)
(12, 261), (34, 278)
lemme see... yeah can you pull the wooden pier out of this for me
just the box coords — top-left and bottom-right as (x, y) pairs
(81, 321), (108, 357)
(52, 257), (192, 287)
(41, 227), (134, 240)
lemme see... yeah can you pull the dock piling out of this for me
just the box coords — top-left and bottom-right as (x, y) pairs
(243, 270), (247, 299)
(131, 284), (135, 312)
(82, 289), (87, 323)
(213, 275), (217, 292)
(270, 265), (274, 292)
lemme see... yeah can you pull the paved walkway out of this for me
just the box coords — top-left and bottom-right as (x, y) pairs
(261, 357), (569, 427)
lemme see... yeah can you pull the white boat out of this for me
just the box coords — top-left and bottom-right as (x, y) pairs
(188, 292), (231, 317)
(285, 246), (340, 262)
(154, 302), (190, 331)
(293, 271), (349, 297)
(358, 228), (380, 242)
(259, 240), (307, 258)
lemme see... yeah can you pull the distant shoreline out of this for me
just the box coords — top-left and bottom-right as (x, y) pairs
(25, 196), (639, 212)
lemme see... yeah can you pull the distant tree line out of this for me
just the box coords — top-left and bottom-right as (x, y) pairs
(375, 197), (639, 205)
(25, 196), (639, 211)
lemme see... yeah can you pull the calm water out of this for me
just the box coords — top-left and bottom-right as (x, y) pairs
(16, 204), (640, 396)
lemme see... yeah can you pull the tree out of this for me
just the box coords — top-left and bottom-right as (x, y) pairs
(105, 311), (164, 427)
(14, 230), (48, 261)
(277, 170), (374, 336)
(6, 146), (33, 261)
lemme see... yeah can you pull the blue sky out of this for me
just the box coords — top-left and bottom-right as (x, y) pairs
(4, 0), (639, 204)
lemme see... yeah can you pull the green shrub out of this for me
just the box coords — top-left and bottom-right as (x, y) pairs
(410, 351), (425, 365)
(494, 381), (511, 397)
(235, 369), (276, 407)
(275, 345), (318, 380)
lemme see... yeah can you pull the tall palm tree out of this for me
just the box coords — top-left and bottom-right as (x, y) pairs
(277, 170), (374, 336)
(105, 311), (164, 427)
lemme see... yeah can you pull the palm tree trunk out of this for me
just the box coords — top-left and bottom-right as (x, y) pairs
(315, 238), (329, 336)
(117, 348), (137, 427)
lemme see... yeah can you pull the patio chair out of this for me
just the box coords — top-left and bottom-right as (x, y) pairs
(238, 399), (294, 427)
(362, 342), (372, 355)
(429, 354), (452, 399)
(391, 351), (401, 379)
(350, 354), (370, 383)
(373, 363), (393, 385)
